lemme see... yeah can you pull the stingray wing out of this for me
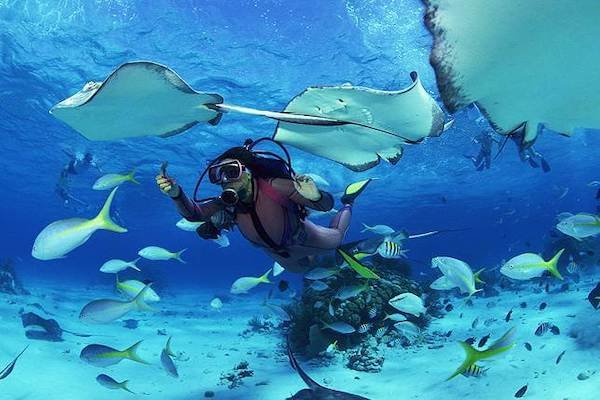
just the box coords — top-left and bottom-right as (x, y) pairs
(51, 61), (223, 141)
(423, 0), (600, 144)
(273, 72), (446, 171)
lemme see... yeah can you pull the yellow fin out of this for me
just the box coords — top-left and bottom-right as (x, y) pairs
(93, 187), (127, 233)
(128, 168), (140, 184)
(545, 248), (565, 280)
(337, 249), (380, 280)
(258, 268), (272, 283)
(124, 340), (149, 365)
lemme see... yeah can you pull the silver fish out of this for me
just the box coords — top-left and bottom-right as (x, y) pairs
(328, 301), (335, 317)
(80, 341), (147, 367)
(309, 280), (329, 291)
(96, 374), (135, 394)
(304, 268), (337, 280)
(322, 321), (356, 334)
(265, 303), (291, 321)
(79, 284), (155, 324)
(335, 283), (368, 300)
(160, 337), (178, 378)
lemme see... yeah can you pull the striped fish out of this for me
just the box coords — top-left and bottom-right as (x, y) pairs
(368, 307), (377, 319)
(357, 323), (371, 334)
(535, 322), (560, 336)
(375, 327), (387, 338)
(462, 363), (487, 378)
(376, 240), (408, 259)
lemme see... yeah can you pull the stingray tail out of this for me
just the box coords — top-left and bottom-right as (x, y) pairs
(286, 336), (322, 391)
(494, 122), (527, 160)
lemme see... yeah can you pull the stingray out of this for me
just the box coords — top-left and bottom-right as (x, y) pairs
(286, 338), (370, 400)
(50, 61), (451, 171)
(21, 312), (101, 342)
(423, 0), (600, 146)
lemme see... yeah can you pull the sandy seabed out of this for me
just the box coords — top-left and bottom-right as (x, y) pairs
(1, 273), (599, 400)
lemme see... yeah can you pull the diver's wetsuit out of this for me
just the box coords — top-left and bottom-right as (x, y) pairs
(172, 177), (351, 273)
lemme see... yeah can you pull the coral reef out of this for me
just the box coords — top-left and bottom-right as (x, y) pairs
(219, 361), (254, 389)
(288, 255), (428, 356)
(346, 343), (384, 372)
(240, 315), (276, 338)
(0, 258), (28, 295)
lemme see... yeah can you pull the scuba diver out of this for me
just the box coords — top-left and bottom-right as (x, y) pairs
(155, 139), (371, 273)
(464, 131), (499, 171)
(497, 126), (551, 173)
(55, 150), (98, 208)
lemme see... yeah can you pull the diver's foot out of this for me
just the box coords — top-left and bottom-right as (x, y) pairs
(341, 179), (372, 205)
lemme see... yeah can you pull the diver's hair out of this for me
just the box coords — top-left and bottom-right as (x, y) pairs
(214, 146), (291, 180)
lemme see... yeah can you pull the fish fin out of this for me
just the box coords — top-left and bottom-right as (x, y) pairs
(467, 289), (483, 298)
(124, 340), (150, 365)
(487, 327), (517, 353)
(337, 249), (380, 280)
(94, 187), (127, 233)
(546, 248), (565, 280)
(121, 380), (135, 394)
(447, 341), (482, 381)
(354, 252), (373, 261)
(473, 268), (486, 285)
(128, 257), (141, 272)
(360, 223), (371, 233)
(165, 336), (176, 357)
(259, 268), (272, 283)
(133, 283), (157, 312)
(175, 248), (187, 264)
(128, 168), (140, 184)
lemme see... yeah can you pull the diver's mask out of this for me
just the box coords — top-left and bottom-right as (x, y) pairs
(208, 160), (245, 184)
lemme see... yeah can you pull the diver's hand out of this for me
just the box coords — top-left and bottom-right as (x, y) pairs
(294, 175), (321, 201)
(156, 174), (181, 198)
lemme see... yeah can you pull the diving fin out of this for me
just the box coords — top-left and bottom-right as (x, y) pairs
(341, 179), (372, 205)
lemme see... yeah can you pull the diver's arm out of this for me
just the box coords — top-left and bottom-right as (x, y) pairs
(171, 189), (224, 222)
(156, 174), (223, 221)
(271, 178), (334, 212)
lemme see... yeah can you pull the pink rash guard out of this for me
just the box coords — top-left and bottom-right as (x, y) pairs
(172, 177), (352, 273)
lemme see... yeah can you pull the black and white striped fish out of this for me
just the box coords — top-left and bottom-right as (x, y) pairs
(368, 307), (377, 320)
(535, 322), (560, 336)
(461, 363), (487, 378)
(357, 323), (372, 334)
(377, 240), (408, 259)
(375, 327), (387, 338)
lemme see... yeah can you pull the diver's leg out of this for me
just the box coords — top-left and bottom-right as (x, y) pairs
(484, 152), (491, 169)
(300, 206), (352, 250)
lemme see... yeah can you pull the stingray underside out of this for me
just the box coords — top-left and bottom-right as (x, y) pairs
(273, 72), (446, 171)
(50, 61), (223, 141)
(423, 0), (600, 144)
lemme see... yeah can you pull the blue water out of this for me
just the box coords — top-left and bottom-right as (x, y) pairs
(1, 1), (599, 399)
